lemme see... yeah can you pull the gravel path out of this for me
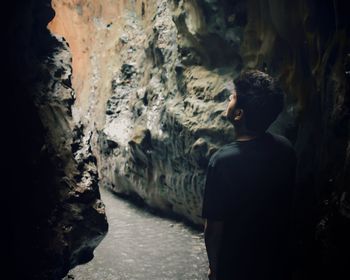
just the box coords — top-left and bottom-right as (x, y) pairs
(64, 188), (208, 280)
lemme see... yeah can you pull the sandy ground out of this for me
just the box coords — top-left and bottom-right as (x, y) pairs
(64, 188), (208, 280)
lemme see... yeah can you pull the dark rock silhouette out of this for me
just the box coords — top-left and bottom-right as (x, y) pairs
(5, 1), (108, 279)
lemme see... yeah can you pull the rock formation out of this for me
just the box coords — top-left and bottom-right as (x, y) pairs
(6, 1), (108, 279)
(49, 0), (238, 225)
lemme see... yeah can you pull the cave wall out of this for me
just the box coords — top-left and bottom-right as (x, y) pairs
(5, 1), (108, 279)
(49, 0), (349, 278)
(50, 0), (237, 224)
(238, 1), (350, 278)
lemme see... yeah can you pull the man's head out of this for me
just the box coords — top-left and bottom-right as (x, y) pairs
(225, 70), (284, 134)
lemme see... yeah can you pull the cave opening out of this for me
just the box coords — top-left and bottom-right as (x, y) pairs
(7, 0), (350, 279)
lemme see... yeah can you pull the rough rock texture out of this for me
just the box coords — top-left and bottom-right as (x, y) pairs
(50, 0), (236, 225)
(5, 1), (108, 279)
(49, 0), (349, 278)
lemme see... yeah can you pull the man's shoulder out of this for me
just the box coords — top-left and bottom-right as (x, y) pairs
(268, 132), (295, 151)
(209, 143), (240, 167)
(267, 132), (297, 162)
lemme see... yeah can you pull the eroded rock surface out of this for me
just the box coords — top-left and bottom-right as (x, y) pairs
(50, 0), (237, 225)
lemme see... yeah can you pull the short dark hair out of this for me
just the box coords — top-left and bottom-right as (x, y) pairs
(234, 69), (284, 133)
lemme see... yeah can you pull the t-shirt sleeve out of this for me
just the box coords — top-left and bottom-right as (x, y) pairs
(201, 159), (228, 220)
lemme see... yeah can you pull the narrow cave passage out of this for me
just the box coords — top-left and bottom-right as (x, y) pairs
(6, 0), (349, 279)
(64, 188), (208, 280)
(38, 0), (349, 279)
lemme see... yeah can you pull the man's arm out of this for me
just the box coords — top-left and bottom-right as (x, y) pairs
(204, 219), (224, 280)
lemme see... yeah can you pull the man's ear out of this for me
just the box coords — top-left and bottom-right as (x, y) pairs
(233, 108), (244, 121)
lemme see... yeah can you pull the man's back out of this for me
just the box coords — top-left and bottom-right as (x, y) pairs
(202, 131), (297, 280)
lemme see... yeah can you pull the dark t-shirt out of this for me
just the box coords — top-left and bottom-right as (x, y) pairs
(202, 131), (297, 280)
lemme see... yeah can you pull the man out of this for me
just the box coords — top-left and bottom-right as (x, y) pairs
(202, 70), (297, 280)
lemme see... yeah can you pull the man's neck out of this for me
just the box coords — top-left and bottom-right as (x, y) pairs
(234, 127), (261, 142)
